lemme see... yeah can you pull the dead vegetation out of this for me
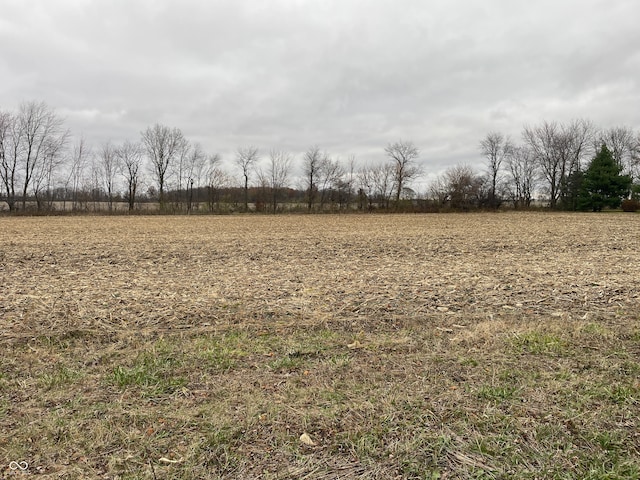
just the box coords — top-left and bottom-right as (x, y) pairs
(1, 212), (639, 479)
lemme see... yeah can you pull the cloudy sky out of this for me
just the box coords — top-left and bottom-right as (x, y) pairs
(1, 0), (639, 183)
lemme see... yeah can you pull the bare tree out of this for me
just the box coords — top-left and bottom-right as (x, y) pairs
(141, 123), (186, 207)
(235, 146), (259, 212)
(303, 145), (322, 212)
(370, 162), (395, 209)
(385, 140), (421, 208)
(265, 149), (292, 213)
(356, 162), (374, 211)
(204, 154), (228, 212)
(338, 155), (357, 210)
(0, 110), (18, 211)
(13, 101), (67, 210)
(523, 121), (561, 208)
(187, 143), (208, 188)
(566, 119), (595, 173)
(560, 119), (595, 209)
(87, 156), (102, 210)
(185, 143), (208, 212)
(316, 154), (344, 210)
(116, 140), (143, 211)
(505, 145), (537, 209)
(64, 137), (91, 211)
(172, 138), (191, 208)
(598, 126), (637, 175)
(97, 141), (119, 211)
(443, 164), (486, 210)
(428, 175), (449, 207)
(633, 131), (640, 182)
(170, 140), (206, 211)
(31, 133), (67, 210)
(480, 132), (513, 208)
(523, 119), (594, 209)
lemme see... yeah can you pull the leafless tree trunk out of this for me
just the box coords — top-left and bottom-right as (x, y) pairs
(187, 144), (207, 188)
(385, 140), (421, 209)
(632, 132), (640, 182)
(30, 128), (67, 211)
(356, 163), (375, 211)
(141, 123), (186, 209)
(506, 146), (537, 208)
(560, 119), (595, 209)
(266, 149), (292, 213)
(523, 122), (561, 208)
(65, 137), (91, 211)
(172, 139), (191, 209)
(523, 120), (594, 209)
(185, 143), (207, 212)
(14, 101), (67, 210)
(255, 166), (269, 213)
(0, 110), (18, 211)
(205, 154), (227, 212)
(338, 155), (357, 210)
(303, 146), (322, 212)
(437, 164), (488, 210)
(428, 175), (449, 207)
(116, 140), (143, 211)
(566, 119), (595, 173)
(370, 163), (395, 209)
(235, 146), (259, 212)
(88, 159), (102, 211)
(598, 126), (637, 175)
(98, 141), (119, 211)
(480, 132), (513, 209)
(317, 154), (344, 210)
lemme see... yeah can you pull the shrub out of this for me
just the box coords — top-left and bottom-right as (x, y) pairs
(621, 199), (639, 212)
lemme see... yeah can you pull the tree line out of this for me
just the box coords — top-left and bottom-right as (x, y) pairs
(1, 101), (639, 213)
(473, 120), (639, 211)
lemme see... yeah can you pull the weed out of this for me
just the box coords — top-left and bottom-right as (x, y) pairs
(511, 331), (568, 356)
(592, 430), (626, 453)
(267, 354), (305, 372)
(110, 344), (187, 396)
(459, 357), (479, 367)
(581, 322), (611, 337)
(39, 363), (83, 390)
(477, 384), (519, 402)
(606, 384), (639, 405)
(328, 352), (352, 368)
(336, 430), (385, 459)
(195, 336), (244, 372)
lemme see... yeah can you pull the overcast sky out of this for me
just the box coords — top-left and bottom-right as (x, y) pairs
(1, 0), (639, 184)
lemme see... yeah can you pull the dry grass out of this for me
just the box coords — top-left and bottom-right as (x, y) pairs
(1, 212), (639, 479)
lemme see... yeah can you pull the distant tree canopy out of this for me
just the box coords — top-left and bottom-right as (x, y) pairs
(578, 145), (632, 211)
(1, 101), (640, 214)
(471, 121), (639, 212)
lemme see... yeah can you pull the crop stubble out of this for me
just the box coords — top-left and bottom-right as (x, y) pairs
(2, 213), (637, 337)
(0, 213), (639, 479)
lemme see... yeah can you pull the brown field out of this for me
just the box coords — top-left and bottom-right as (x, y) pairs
(1, 213), (639, 479)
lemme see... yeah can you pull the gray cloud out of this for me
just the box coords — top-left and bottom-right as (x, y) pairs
(1, 0), (639, 181)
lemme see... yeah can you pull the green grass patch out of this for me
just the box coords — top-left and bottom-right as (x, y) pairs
(477, 384), (519, 402)
(511, 331), (569, 356)
(39, 363), (84, 390)
(110, 341), (187, 396)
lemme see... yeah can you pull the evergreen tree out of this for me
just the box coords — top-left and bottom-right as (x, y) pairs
(560, 169), (584, 211)
(578, 145), (632, 211)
